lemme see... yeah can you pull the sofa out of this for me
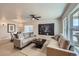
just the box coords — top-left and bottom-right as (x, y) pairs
(13, 32), (36, 49)
(13, 32), (76, 56)
(46, 34), (76, 56)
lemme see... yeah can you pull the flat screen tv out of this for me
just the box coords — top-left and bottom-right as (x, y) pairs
(38, 23), (54, 35)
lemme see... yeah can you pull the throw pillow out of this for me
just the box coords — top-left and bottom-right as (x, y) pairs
(14, 34), (18, 38)
(54, 35), (60, 41)
(62, 40), (70, 49)
(23, 33), (30, 39)
(59, 39), (70, 49)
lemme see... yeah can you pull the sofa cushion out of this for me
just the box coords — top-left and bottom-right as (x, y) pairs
(18, 33), (24, 40)
(58, 39), (64, 48)
(23, 33), (30, 39)
(62, 40), (70, 49)
(58, 35), (70, 49)
(54, 34), (60, 41)
(47, 39), (59, 48)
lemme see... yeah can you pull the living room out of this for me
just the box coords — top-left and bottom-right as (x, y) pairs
(0, 3), (79, 56)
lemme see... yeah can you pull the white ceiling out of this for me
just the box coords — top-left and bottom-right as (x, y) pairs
(0, 3), (67, 20)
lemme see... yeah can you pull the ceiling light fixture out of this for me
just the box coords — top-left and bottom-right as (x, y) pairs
(32, 18), (35, 20)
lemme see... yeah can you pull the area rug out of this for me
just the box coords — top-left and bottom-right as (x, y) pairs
(20, 43), (46, 56)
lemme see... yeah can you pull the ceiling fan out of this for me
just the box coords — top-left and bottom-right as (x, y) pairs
(30, 14), (41, 20)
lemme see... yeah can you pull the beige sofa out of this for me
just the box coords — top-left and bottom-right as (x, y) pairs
(13, 33), (76, 56)
(14, 37), (36, 49)
(47, 35), (76, 56)
(13, 32), (36, 49)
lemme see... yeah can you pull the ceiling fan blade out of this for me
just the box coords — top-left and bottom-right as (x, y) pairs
(30, 15), (35, 18)
(30, 14), (41, 20)
(36, 16), (41, 18)
(36, 18), (39, 20)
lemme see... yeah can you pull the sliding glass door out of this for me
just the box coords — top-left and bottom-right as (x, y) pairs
(70, 8), (79, 46)
(63, 6), (79, 54)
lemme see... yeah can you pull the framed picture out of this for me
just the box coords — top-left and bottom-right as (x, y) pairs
(38, 23), (54, 35)
(7, 24), (16, 33)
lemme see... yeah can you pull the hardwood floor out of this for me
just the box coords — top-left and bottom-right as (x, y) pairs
(0, 39), (46, 56)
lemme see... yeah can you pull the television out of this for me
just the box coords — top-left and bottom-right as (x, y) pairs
(38, 23), (54, 35)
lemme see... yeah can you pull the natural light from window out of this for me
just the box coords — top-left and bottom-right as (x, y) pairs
(24, 25), (33, 33)
(73, 18), (79, 26)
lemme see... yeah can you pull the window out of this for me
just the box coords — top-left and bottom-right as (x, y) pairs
(63, 7), (79, 54)
(70, 8), (79, 47)
(63, 8), (79, 47)
(24, 25), (33, 33)
(73, 18), (79, 26)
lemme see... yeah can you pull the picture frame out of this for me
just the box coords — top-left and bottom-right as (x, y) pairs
(38, 23), (54, 35)
(7, 24), (16, 33)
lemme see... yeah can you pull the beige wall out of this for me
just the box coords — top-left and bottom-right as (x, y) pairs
(0, 20), (17, 40)
(0, 18), (25, 40)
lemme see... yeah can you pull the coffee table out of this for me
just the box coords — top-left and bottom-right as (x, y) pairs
(31, 39), (46, 48)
